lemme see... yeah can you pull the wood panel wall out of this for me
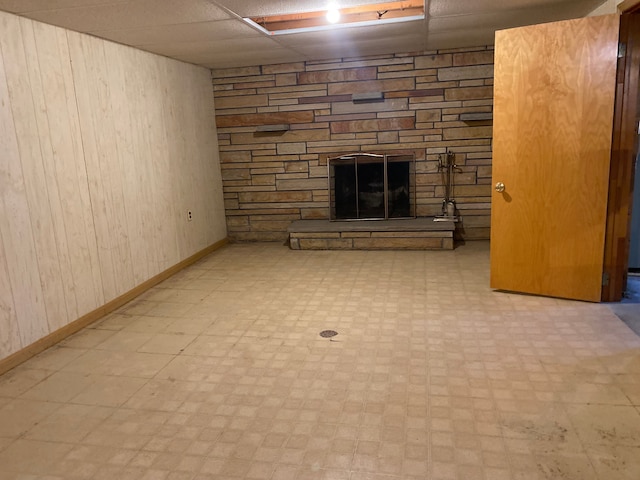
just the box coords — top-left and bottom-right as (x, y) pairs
(0, 11), (227, 362)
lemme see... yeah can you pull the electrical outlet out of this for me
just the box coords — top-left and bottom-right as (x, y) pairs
(187, 210), (192, 221)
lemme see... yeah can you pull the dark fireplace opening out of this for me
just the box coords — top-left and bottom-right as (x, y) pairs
(329, 153), (415, 221)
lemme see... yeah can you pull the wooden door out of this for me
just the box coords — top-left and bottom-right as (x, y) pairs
(490, 15), (620, 302)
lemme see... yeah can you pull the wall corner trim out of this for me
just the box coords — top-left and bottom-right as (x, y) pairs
(0, 237), (230, 376)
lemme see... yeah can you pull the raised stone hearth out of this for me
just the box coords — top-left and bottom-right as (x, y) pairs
(288, 218), (455, 250)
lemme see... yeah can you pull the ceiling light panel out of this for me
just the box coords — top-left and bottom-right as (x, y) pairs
(275, 18), (424, 44)
(244, 1), (423, 35)
(212, 0), (412, 17)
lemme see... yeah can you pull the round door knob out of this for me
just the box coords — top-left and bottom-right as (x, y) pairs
(495, 182), (505, 193)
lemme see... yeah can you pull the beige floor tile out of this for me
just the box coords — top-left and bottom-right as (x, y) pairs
(532, 451), (599, 480)
(499, 405), (583, 452)
(154, 355), (226, 383)
(0, 367), (51, 398)
(164, 316), (217, 335)
(0, 439), (74, 476)
(115, 298), (162, 316)
(138, 333), (198, 355)
(124, 379), (198, 412)
(565, 404), (640, 447)
(59, 327), (117, 349)
(0, 399), (61, 438)
(145, 301), (196, 318)
(121, 315), (176, 333)
(23, 404), (114, 443)
(19, 370), (96, 403)
(62, 349), (174, 378)
(586, 444), (640, 480)
(71, 374), (148, 407)
(95, 330), (155, 352)
(161, 288), (213, 304)
(0, 437), (13, 453)
(619, 382), (640, 405)
(24, 345), (87, 371)
(179, 334), (238, 357)
(92, 312), (139, 330)
(0, 242), (639, 480)
(558, 383), (631, 405)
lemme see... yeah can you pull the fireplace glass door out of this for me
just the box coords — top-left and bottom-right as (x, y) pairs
(328, 153), (415, 221)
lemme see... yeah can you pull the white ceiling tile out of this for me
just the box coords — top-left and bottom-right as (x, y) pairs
(428, 0), (603, 17)
(92, 19), (261, 46)
(197, 48), (309, 69)
(426, 29), (497, 51)
(291, 34), (426, 62)
(0, 0), (126, 13)
(427, 3), (595, 33)
(25, 0), (230, 32)
(140, 36), (283, 59)
(0, 0), (612, 69)
(274, 20), (427, 61)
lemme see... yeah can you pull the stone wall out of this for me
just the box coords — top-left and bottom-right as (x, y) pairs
(212, 47), (494, 242)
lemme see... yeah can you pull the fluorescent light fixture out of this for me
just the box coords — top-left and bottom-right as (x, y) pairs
(326, 7), (341, 24)
(243, 0), (424, 35)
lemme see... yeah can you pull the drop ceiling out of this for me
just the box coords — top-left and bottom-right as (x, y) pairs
(0, 0), (608, 69)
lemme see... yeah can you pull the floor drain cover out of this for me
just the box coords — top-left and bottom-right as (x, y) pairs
(319, 330), (338, 338)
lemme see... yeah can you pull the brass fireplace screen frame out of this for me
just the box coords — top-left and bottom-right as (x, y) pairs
(327, 152), (416, 221)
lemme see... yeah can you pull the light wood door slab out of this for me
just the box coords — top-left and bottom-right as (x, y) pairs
(490, 15), (619, 302)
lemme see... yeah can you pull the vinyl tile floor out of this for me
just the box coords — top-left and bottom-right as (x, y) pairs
(0, 241), (639, 480)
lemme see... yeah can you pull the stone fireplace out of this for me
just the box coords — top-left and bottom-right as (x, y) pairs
(289, 152), (454, 251)
(213, 48), (495, 242)
(329, 153), (415, 221)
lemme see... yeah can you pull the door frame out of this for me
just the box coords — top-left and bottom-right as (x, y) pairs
(602, 6), (640, 301)
(619, 0), (640, 12)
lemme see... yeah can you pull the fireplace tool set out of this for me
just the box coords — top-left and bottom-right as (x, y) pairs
(434, 150), (460, 222)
